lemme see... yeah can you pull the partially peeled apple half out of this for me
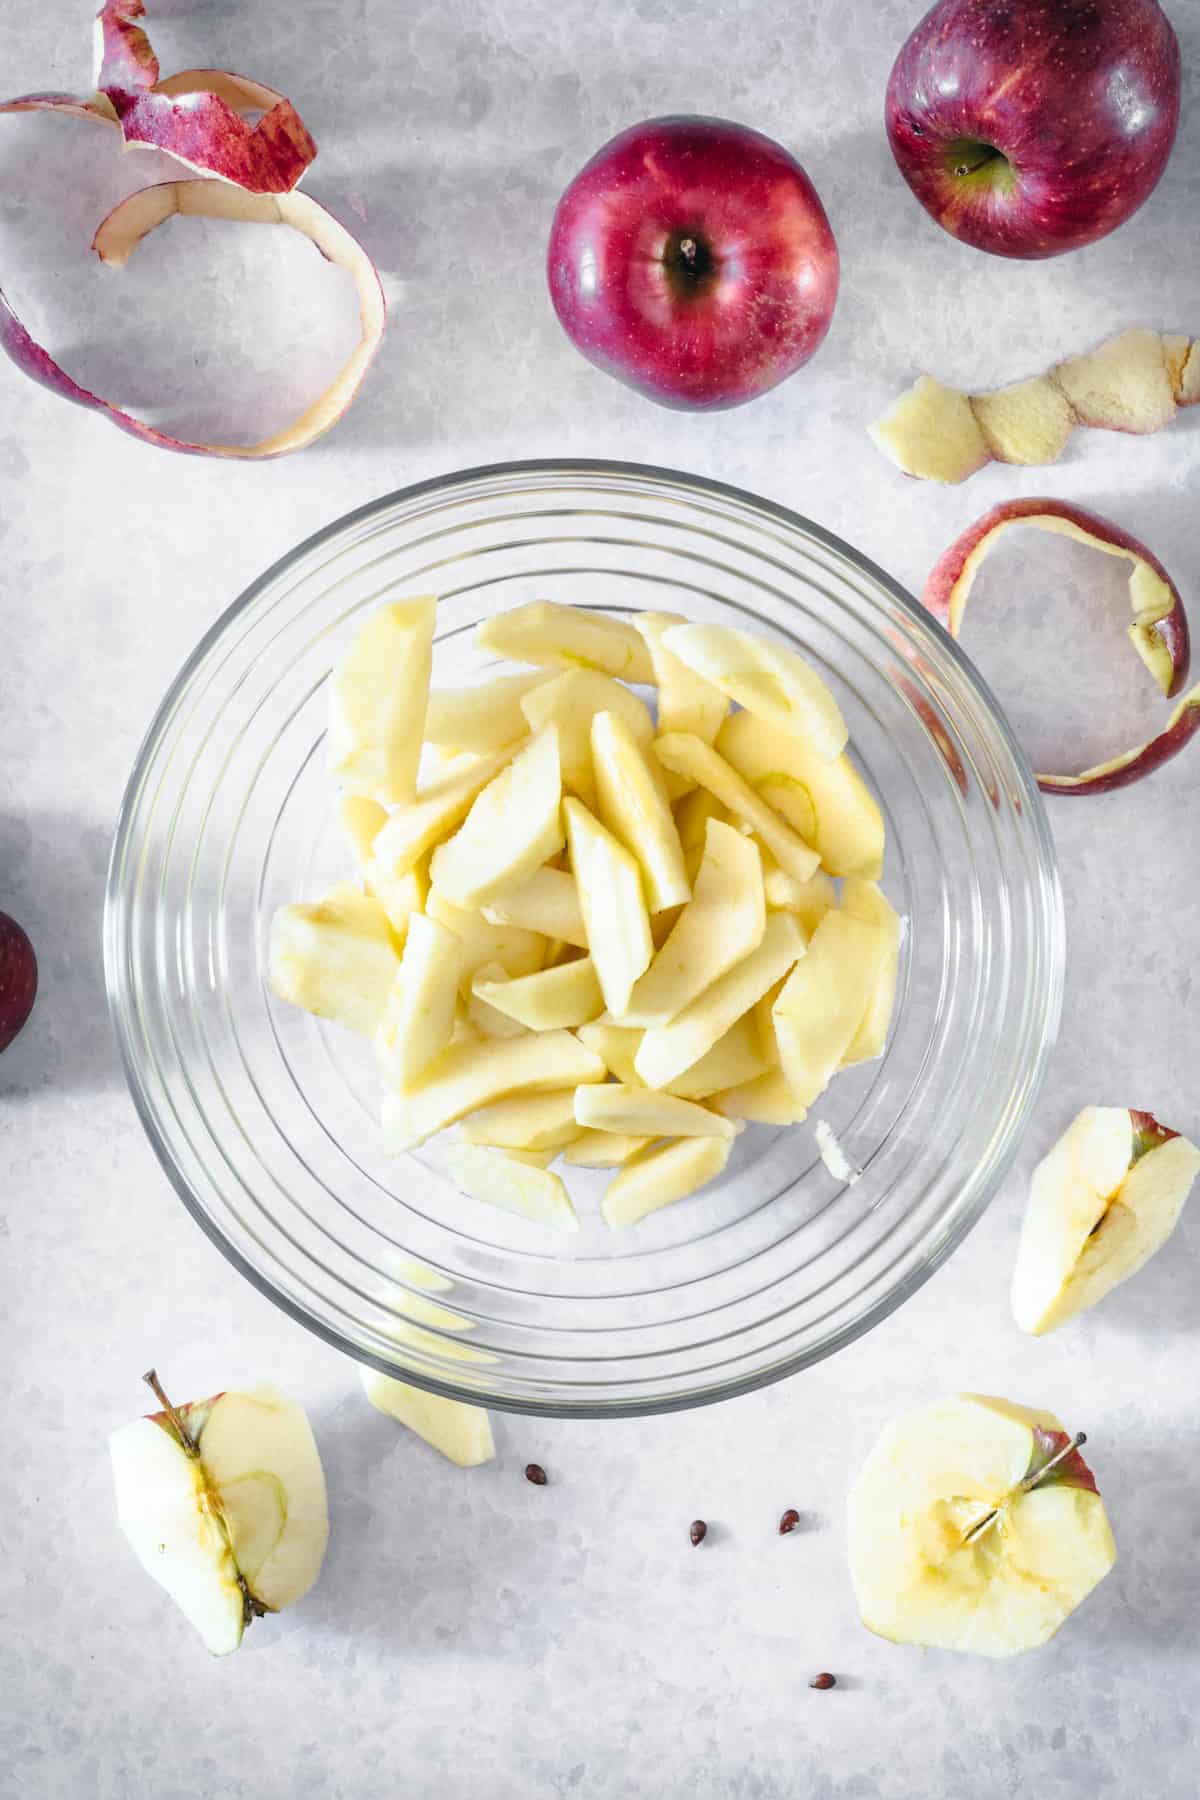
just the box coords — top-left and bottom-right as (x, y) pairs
(924, 499), (1199, 794)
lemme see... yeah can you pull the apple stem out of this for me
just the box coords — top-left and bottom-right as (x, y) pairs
(142, 1367), (198, 1458)
(962, 1432), (1088, 1546)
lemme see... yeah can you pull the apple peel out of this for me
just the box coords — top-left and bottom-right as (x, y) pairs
(925, 499), (1198, 795)
(1, 181), (383, 460)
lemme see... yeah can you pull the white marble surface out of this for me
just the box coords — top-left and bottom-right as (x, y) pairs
(2, 2), (1199, 1795)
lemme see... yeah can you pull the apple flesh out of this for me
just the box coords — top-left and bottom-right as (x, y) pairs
(1012, 1105), (1200, 1334)
(358, 1367), (495, 1466)
(109, 1371), (329, 1656)
(849, 1394), (1115, 1656)
(547, 115), (838, 411)
(885, 0), (1180, 259)
(922, 498), (1197, 795)
(0, 911), (38, 1053)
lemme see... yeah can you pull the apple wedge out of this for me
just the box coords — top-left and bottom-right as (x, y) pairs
(654, 735), (820, 884)
(664, 1013), (771, 1100)
(425, 890), (545, 987)
(383, 1030), (605, 1149)
(460, 1089), (582, 1151)
(772, 911), (887, 1106)
(327, 599), (436, 805)
(602, 1135), (732, 1228)
(336, 795), (427, 939)
(634, 611), (729, 743)
(848, 1394), (1116, 1657)
(424, 671), (547, 754)
(375, 914), (463, 1089)
(839, 879), (903, 1064)
(478, 600), (654, 684)
(758, 852), (838, 935)
(463, 962), (531, 1040)
(482, 868), (587, 950)
(575, 1022), (644, 1086)
(110, 1372), (328, 1656)
(635, 912), (805, 1091)
(268, 885), (399, 1036)
(591, 710), (690, 911)
(562, 1129), (655, 1167)
(716, 710), (884, 879)
(564, 799), (653, 1017)
(371, 746), (519, 881)
(521, 669), (655, 808)
(358, 1369), (495, 1467)
(575, 1083), (737, 1141)
(445, 1143), (579, 1231)
(472, 957), (604, 1031)
(430, 727), (564, 909)
(1012, 1106), (1200, 1335)
(712, 1068), (807, 1126)
(662, 622), (848, 761)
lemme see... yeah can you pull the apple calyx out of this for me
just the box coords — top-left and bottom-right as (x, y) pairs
(1130, 1109), (1179, 1163)
(922, 499), (1198, 796)
(142, 1369), (269, 1627)
(946, 140), (1012, 189)
(963, 1429), (1093, 1546)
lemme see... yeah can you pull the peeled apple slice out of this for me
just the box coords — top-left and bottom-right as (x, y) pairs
(472, 957), (603, 1031)
(654, 735), (820, 884)
(424, 673), (547, 754)
(574, 1084), (737, 1141)
(483, 867), (589, 949)
(383, 1030), (605, 1150)
(359, 1368), (495, 1467)
(375, 914), (462, 1090)
(591, 710), (690, 912)
(430, 728), (564, 909)
(563, 799), (653, 1017)
(634, 612), (729, 743)
(602, 1136), (732, 1228)
(562, 1129), (654, 1167)
(772, 911), (887, 1106)
(838, 879), (902, 1064)
(716, 710), (884, 880)
(328, 599), (436, 806)
(268, 886), (399, 1037)
(521, 669), (655, 809)
(444, 1144), (579, 1231)
(478, 601), (654, 684)
(712, 1068), (807, 1126)
(459, 1089), (582, 1151)
(662, 623), (848, 761)
(372, 748), (519, 882)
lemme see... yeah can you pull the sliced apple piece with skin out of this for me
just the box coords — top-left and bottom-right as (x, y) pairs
(424, 671), (547, 754)
(478, 600), (654, 684)
(772, 911), (887, 1107)
(268, 886), (399, 1036)
(109, 1371), (328, 1657)
(327, 599), (436, 805)
(635, 912), (806, 1091)
(1012, 1107), (1200, 1335)
(375, 914), (463, 1089)
(622, 820), (764, 1027)
(430, 727), (564, 909)
(564, 798), (653, 1017)
(460, 1089), (583, 1152)
(358, 1369), (495, 1467)
(562, 1129), (655, 1167)
(712, 1068), (807, 1126)
(716, 710), (885, 880)
(923, 498), (1196, 794)
(848, 1393), (1116, 1658)
(521, 669), (655, 809)
(602, 1135), (733, 1228)
(654, 734), (820, 884)
(483, 867), (588, 948)
(445, 1143), (579, 1231)
(371, 746), (520, 881)
(472, 956), (604, 1031)
(383, 1030), (605, 1149)
(425, 891), (545, 988)
(839, 879), (903, 1065)
(592, 710), (690, 911)
(662, 623), (848, 761)
(634, 611), (729, 743)
(575, 1083), (737, 1141)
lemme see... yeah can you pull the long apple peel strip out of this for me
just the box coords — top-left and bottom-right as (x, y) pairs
(0, 180), (384, 460)
(924, 500), (1199, 794)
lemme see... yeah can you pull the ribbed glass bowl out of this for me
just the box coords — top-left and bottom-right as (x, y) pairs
(105, 460), (1063, 1416)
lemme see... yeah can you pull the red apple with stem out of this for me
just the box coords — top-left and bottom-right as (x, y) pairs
(547, 116), (839, 410)
(886, 0), (1181, 259)
(0, 911), (37, 1053)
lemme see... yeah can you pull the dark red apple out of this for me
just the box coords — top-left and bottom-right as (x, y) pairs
(886, 0), (1181, 259)
(546, 116), (839, 410)
(0, 911), (37, 1054)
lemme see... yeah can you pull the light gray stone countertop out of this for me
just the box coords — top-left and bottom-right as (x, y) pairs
(1, 2), (1198, 1796)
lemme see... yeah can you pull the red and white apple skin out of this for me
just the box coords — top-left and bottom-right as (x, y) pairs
(547, 115), (839, 411)
(0, 911), (38, 1054)
(923, 498), (1198, 796)
(886, 0), (1181, 259)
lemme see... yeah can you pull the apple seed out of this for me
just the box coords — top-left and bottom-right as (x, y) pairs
(524, 1463), (548, 1486)
(810, 1672), (836, 1690)
(689, 1519), (708, 1546)
(778, 1508), (801, 1535)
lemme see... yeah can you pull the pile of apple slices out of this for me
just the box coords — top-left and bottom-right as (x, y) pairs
(269, 600), (901, 1233)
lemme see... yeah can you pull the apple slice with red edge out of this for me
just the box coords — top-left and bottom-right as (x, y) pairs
(924, 499), (1198, 795)
(0, 911), (38, 1054)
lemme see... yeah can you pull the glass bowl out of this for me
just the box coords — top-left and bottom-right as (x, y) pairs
(105, 460), (1064, 1417)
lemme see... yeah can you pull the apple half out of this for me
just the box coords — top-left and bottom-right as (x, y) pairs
(848, 1394), (1115, 1657)
(924, 498), (1198, 794)
(109, 1371), (328, 1656)
(1012, 1105), (1200, 1335)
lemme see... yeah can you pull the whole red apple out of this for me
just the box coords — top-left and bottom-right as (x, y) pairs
(886, 0), (1181, 259)
(0, 910), (37, 1054)
(547, 116), (839, 410)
